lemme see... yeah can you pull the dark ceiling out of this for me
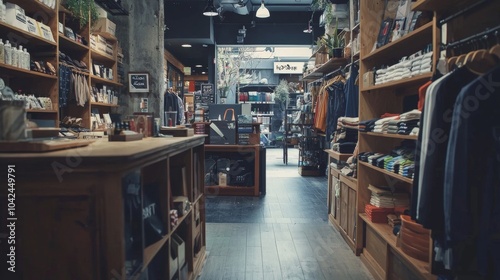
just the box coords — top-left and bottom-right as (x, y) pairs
(164, 0), (329, 75)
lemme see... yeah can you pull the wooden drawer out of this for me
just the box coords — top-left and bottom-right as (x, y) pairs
(366, 225), (387, 271)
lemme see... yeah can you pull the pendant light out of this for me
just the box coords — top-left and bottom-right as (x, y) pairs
(256, 0), (270, 18)
(203, 0), (218, 16)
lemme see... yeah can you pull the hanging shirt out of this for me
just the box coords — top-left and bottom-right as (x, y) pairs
(443, 66), (500, 277)
(326, 81), (345, 142)
(344, 65), (359, 117)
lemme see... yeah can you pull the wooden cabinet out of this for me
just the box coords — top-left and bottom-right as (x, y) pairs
(325, 149), (358, 253)
(0, 136), (206, 280)
(204, 144), (261, 196)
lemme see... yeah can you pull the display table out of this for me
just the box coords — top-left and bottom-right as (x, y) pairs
(204, 144), (261, 196)
(0, 136), (206, 280)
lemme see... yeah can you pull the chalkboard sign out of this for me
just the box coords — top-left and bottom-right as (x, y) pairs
(193, 83), (215, 122)
(128, 73), (150, 93)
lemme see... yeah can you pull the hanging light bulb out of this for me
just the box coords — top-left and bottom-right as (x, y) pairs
(256, 0), (270, 18)
(203, 0), (218, 16)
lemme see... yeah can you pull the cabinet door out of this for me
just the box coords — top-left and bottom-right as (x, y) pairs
(331, 175), (340, 219)
(340, 183), (348, 232)
(347, 188), (357, 241)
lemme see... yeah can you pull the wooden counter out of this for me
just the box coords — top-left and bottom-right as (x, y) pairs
(0, 136), (206, 280)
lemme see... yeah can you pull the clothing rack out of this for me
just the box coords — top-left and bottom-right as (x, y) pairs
(438, 0), (490, 26)
(445, 25), (500, 53)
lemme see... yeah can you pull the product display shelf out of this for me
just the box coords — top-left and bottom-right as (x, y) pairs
(92, 31), (118, 43)
(91, 75), (123, 87)
(0, 22), (57, 47)
(142, 209), (191, 270)
(361, 73), (433, 93)
(0, 62), (58, 79)
(91, 50), (115, 63)
(58, 34), (90, 52)
(361, 132), (418, 141)
(91, 101), (119, 107)
(359, 214), (434, 280)
(362, 22), (433, 64)
(26, 109), (58, 113)
(325, 149), (352, 162)
(359, 161), (413, 184)
(303, 57), (349, 80)
(204, 144), (260, 197)
(411, 0), (454, 11)
(13, 0), (56, 16)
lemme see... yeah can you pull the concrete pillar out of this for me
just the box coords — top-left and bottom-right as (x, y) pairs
(110, 0), (165, 120)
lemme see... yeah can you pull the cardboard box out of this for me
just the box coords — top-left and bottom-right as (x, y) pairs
(363, 71), (374, 87)
(105, 42), (114, 56)
(92, 18), (116, 36)
(26, 17), (40, 37)
(97, 42), (107, 54)
(38, 22), (55, 42)
(96, 34), (107, 45)
(6, 3), (27, 32)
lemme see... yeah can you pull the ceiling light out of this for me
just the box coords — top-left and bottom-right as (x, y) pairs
(181, 44), (192, 48)
(256, 1), (270, 18)
(195, 65), (203, 68)
(202, 72), (206, 74)
(203, 0), (218, 16)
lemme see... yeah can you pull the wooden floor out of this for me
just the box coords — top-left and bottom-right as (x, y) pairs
(202, 148), (374, 280)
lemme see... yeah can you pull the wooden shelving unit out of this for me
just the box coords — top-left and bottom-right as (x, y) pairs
(361, 132), (418, 141)
(90, 102), (119, 107)
(325, 149), (352, 162)
(0, 21), (57, 46)
(361, 73), (433, 93)
(91, 75), (123, 87)
(0, 136), (207, 280)
(359, 161), (413, 184)
(302, 57), (349, 81)
(26, 109), (58, 113)
(0, 63), (58, 79)
(59, 34), (90, 52)
(359, 214), (434, 280)
(204, 144), (261, 197)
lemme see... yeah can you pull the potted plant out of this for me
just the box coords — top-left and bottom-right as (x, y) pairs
(274, 79), (290, 108)
(63, 0), (99, 28)
(320, 17), (343, 58)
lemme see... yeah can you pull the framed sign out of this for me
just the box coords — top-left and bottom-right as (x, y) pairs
(128, 72), (150, 93)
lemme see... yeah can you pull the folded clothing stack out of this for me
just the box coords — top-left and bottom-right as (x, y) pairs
(373, 116), (399, 133)
(375, 51), (433, 86)
(368, 184), (410, 209)
(359, 118), (379, 132)
(365, 204), (394, 223)
(358, 140), (416, 179)
(332, 142), (357, 154)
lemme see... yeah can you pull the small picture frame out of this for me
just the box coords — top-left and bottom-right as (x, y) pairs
(376, 18), (394, 48)
(128, 72), (150, 93)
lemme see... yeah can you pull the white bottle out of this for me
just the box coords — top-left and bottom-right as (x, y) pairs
(0, 39), (4, 64)
(23, 48), (29, 70)
(11, 44), (19, 68)
(0, 1), (5, 23)
(17, 45), (23, 69)
(4, 40), (11, 65)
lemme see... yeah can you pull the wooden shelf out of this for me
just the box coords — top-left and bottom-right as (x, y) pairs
(205, 185), (256, 196)
(143, 235), (169, 271)
(361, 132), (418, 140)
(27, 109), (58, 113)
(0, 22), (56, 47)
(359, 161), (413, 184)
(310, 45), (327, 58)
(14, 0), (56, 16)
(362, 22), (433, 64)
(0, 63), (57, 80)
(361, 73), (433, 93)
(325, 149), (352, 161)
(359, 214), (433, 278)
(91, 102), (119, 107)
(58, 35), (90, 52)
(303, 57), (349, 80)
(91, 50), (115, 63)
(412, 0), (454, 11)
(91, 75), (122, 87)
(91, 32), (117, 42)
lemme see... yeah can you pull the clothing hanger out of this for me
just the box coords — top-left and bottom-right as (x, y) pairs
(467, 35), (497, 75)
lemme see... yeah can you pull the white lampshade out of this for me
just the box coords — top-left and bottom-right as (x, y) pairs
(256, 3), (270, 18)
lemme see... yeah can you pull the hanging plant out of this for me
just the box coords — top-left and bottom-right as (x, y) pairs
(63, 0), (99, 28)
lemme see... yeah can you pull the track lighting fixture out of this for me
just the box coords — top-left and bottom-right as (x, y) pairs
(256, 0), (270, 18)
(203, 0), (218, 16)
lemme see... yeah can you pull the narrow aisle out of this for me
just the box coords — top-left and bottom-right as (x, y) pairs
(202, 148), (373, 280)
